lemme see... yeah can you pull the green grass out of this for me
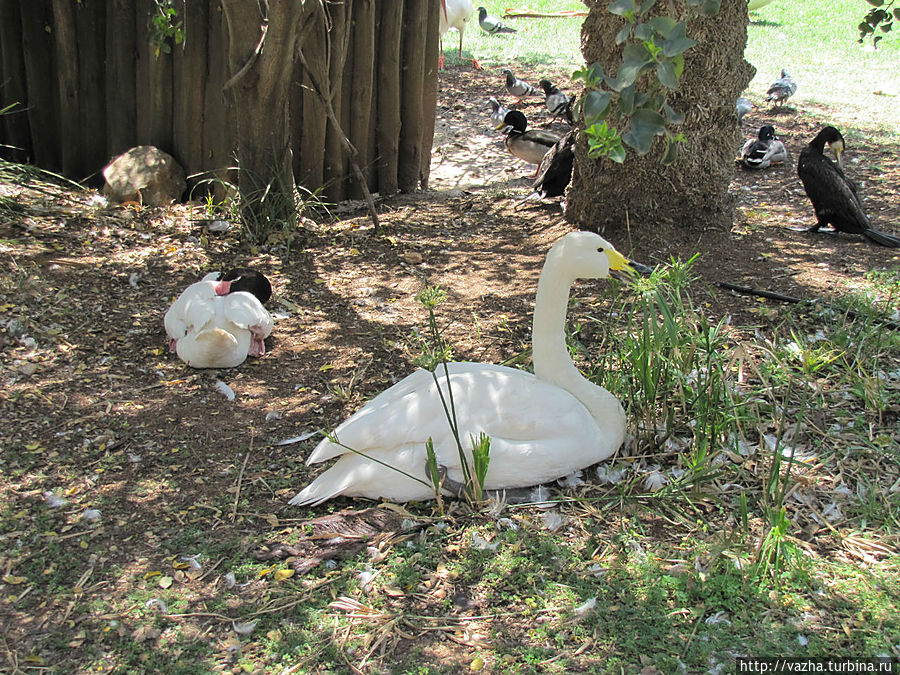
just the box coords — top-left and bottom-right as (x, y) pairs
(446, 0), (900, 139)
(745, 0), (900, 137)
(443, 0), (586, 69)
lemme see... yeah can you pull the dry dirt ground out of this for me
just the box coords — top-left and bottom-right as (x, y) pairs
(1, 62), (899, 671)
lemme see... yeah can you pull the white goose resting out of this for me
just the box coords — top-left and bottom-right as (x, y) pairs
(290, 231), (630, 506)
(164, 272), (273, 369)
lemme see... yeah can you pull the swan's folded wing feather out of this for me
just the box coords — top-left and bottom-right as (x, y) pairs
(165, 281), (216, 338)
(223, 292), (273, 336)
(307, 363), (598, 466)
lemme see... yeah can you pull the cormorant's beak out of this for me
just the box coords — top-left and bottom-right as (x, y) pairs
(830, 140), (844, 168)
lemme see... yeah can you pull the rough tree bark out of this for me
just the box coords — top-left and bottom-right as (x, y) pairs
(221, 0), (310, 234)
(566, 0), (755, 235)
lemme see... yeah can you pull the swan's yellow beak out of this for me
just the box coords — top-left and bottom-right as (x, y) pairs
(606, 248), (654, 278)
(604, 248), (630, 272)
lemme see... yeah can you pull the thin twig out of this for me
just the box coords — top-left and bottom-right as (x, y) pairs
(223, 23), (268, 92)
(296, 44), (381, 233)
(719, 281), (900, 330)
(231, 439), (253, 522)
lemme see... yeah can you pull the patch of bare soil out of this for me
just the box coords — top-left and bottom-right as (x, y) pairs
(1, 62), (898, 671)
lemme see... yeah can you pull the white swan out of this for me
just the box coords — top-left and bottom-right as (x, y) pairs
(290, 231), (630, 506)
(164, 272), (273, 369)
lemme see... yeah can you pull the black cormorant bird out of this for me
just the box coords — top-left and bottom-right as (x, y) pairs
(526, 129), (575, 202)
(740, 125), (787, 169)
(795, 126), (900, 247)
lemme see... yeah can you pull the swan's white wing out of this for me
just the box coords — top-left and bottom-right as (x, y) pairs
(164, 281), (217, 339)
(222, 291), (273, 337)
(293, 362), (615, 505)
(308, 362), (601, 467)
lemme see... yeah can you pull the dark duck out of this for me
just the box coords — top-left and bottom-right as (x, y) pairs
(795, 126), (900, 247)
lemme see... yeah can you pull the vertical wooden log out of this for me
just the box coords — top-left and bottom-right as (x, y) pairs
(297, 9), (327, 193)
(289, 60), (304, 187)
(397, 0), (426, 192)
(134, 0), (173, 150)
(75, 0), (107, 180)
(419, 1), (440, 190)
(322, 0), (348, 203)
(106, 0), (137, 159)
(173, 0), (209, 186)
(376, 0), (402, 195)
(202, 1), (231, 181)
(134, 0), (152, 144)
(339, 0), (355, 198)
(0, 1), (31, 162)
(51, 0), (81, 176)
(347, 0), (375, 197)
(20, 0), (60, 170)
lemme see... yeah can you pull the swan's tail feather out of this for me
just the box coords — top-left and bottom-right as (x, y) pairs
(863, 227), (900, 248)
(288, 472), (346, 506)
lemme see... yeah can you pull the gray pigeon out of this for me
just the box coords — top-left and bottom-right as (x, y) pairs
(736, 97), (753, 127)
(766, 69), (797, 106)
(489, 97), (511, 128)
(477, 7), (516, 34)
(539, 79), (573, 124)
(502, 69), (540, 101)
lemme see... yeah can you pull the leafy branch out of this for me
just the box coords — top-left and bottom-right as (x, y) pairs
(573, 0), (721, 166)
(858, 0), (898, 46)
(148, 0), (185, 58)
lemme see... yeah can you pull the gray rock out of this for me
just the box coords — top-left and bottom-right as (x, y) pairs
(102, 146), (186, 206)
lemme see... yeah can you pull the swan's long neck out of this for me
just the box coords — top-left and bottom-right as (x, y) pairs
(531, 257), (623, 426)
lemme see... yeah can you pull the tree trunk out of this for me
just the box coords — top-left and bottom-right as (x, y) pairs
(221, 0), (306, 236)
(567, 0), (755, 235)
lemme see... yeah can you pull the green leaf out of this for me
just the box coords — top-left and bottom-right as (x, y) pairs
(638, 0), (657, 15)
(634, 22), (653, 41)
(661, 137), (680, 165)
(608, 143), (627, 163)
(609, 0), (638, 16)
(656, 60), (678, 89)
(859, 21), (875, 34)
(603, 74), (624, 92)
(583, 90), (613, 122)
(622, 108), (666, 155)
(618, 43), (653, 86)
(894, 8), (900, 20)
(619, 84), (636, 116)
(700, 0), (722, 16)
(663, 103), (684, 125)
(866, 0), (884, 6)
(662, 22), (696, 57)
(648, 16), (677, 38)
(616, 24), (632, 44)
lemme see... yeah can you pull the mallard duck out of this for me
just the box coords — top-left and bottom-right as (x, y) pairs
(289, 231), (632, 506)
(477, 6), (516, 34)
(735, 97), (753, 127)
(495, 110), (560, 166)
(502, 69), (540, 101)
(539, 79), (574, 124)
(795, 126), (900, 247)
(740, 125), (787, 169)
(164, 269), (274, 368)
(766, 69), (797, 106)
(439, 0), (474, 68)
